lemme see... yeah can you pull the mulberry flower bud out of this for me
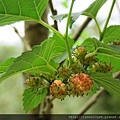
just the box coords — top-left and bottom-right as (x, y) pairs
(73, 46), (87, 61)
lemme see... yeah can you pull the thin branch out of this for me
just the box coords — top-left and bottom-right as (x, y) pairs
(77, 88), (104, 117)
(72, 17), (92, 41)
(49, 0), (58, 30)
(12, 26), (31, 51)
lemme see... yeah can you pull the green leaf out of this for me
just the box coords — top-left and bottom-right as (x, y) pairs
(81, 38), (120, 72)
(103, 25), (120, 43)
(90, 72), (120, 102)
(52, 0), (107, 27)
(82, 0), (107, 19)
(23, 88), (48, 113)
(0, 0), (48, 26)
(109, 45), (120, 53)
(96, 47), (120, 72)
(51, 13), (68, 22)
(80, 38), (96, 52)
(0, 35), (74, 83)
(0, 58), (15, 74)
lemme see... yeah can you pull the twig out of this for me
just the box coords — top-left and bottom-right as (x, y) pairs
(77, 88), (104, 118)
(49, 0), (58, 30)
(72, 17), (92, 41)
(12, 26), (31, 51)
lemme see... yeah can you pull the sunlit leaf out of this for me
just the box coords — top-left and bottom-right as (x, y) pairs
(0, 35), (74, 83)
(0, 0), (48, 26)
(102, 25), (120, 43)
(82, 0), (107, 19)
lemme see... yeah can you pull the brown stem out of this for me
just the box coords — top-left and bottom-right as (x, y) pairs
(72, 17), (92, 41)
(12, 26), (31, 51)
(49, 0), (58, 30)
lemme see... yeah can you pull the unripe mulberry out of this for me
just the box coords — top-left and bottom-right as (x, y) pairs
(50, 80), (67, 99)
(90, 62), (112, 73)
(58, 66), (71, 79)
(68, 73), (93, 96)
(26, 77), (41, 88)
(113, 40), (120, 45)
(73, 46), (87, 61)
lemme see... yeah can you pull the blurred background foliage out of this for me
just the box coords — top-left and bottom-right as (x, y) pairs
(0, 0), (120, 114)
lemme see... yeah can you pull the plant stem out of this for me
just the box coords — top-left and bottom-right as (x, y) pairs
(38, 19), (64, 40)
(64, 0), (75, 66)
(85, 51), (97, 59)
(100, 0), (116, 41)
(94, 18), (102, 37)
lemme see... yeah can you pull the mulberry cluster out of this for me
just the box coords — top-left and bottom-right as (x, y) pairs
(50, 73), (93, 99)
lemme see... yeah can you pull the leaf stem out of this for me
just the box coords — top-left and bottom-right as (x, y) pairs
(94, 18), (102, 37)
(38, 19), (64, 40)
(85, 51), (97, 59)
(100, 0), (116, 41)
(64, 0), (75, 66)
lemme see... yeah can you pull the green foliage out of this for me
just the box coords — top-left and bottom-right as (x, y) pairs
(0, 0), (48, 26)
(0, 0), (120, 113)
(23, 88), (48, 113)
(51, 0), (107, 28)
(82, 38), (120, 72)
(82, 0), (107, 19)
(90, 72), (120, 102)
(0, 58), (15, 74)
(0, 35), (74, 83)
(102, 25), (120, 43)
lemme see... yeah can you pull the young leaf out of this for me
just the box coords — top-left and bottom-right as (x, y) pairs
(82, 0), (107, 19)
(0, 58), (15, 74)
(0, 35), (74, 83)
(0, 0), (48, 26)
(51, 13), (68, 22)
(90, 72), (120, 102)
(23, 88), (48, 113)
(102, 25), (120, 43)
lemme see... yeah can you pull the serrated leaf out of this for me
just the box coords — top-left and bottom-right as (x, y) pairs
(90, 72), (120, 102)
(0, 35), (74, 83)
(103, 25), (120, 43)
(81, 38), (120, 72)
(23, 88), (48, 113)
(0, 0), (48, 26)
(82, 0), (107, 19)
(0, 58), (15, 74)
